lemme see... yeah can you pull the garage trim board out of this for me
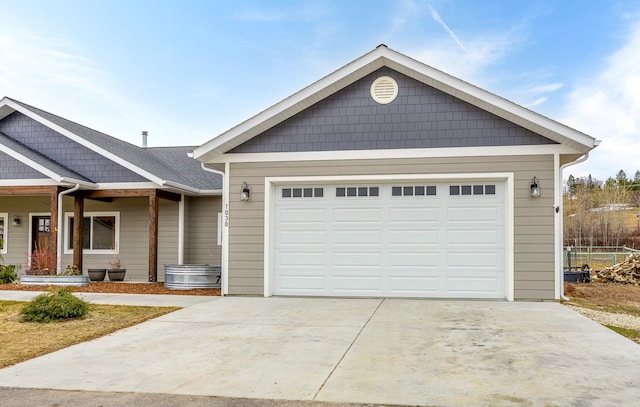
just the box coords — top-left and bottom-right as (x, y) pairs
(264, 173), (514, 300)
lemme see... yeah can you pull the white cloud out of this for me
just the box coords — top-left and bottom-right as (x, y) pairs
(560, 19), (640, 180)
(0, 23), (211, 147)
(428, 4), (466, 51)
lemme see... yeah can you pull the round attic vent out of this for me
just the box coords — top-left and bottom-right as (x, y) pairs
(370, 76), (398, 104)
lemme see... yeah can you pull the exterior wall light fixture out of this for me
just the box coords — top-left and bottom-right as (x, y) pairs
(530, 177), (541, 198)
(13, 215), (21, 226)
(240, 182), (251, 201)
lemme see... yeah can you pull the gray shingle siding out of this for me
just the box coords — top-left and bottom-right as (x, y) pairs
(0, 150), (47, 179)
(230, 67), (557, 153)
(0, 112), (147, 183)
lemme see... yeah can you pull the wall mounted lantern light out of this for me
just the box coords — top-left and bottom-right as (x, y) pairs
(530, 177), (541, 198)
(240, 182), (251, 201)
(12, 215), (21, 226)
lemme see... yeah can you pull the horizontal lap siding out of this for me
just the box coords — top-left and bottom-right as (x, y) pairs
(184, 196), (222, 266)
(228, 155), (555, 298)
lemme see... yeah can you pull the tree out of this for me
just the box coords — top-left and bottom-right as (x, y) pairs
(567, 174), (576, 195)
(616, 169), (628, 186)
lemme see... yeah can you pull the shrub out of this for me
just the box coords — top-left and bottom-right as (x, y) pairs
(0, 265), (18, 284)
(20, 287), (90, 322)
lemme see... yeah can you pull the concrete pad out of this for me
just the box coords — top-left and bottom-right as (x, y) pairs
(316, 299), (640, 406)
(0, 297), (380, 401)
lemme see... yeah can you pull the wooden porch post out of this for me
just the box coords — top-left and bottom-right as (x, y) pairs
(49, 187), (61, 275)
(148, 191), (159, 282)
(73, 195), (84, 272)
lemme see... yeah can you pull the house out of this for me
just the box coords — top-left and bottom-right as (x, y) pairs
(0, 97), (222, 281)
(192, 45), (599, 300)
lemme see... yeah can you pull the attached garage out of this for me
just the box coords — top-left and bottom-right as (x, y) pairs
(271, 179), (507, 298)
(192, 45), (598, 301)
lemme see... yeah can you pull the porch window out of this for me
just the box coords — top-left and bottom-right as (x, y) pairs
(0, 213), (6, 254)
(64, 212), (119, 254)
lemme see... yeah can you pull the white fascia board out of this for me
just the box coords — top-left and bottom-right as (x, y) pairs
(0, 179), (61, 186)
(162, 180), (200, 194)
(196, 189), (223, 196)
(3, 99), (166, 186)
(212, 144), (578, 164)
(59, 177), (98, 189)
(97, 182), (164, 190)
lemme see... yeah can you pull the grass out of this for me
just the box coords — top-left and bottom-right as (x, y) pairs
(606, 325), (640, 342)
(0, 300), (179, 368)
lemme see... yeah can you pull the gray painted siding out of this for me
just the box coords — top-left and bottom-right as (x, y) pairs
(0, 196), (185, 281)
(0, 196), (50, 267)
(0, 112), (147, 183)
(184, 196), (222, 265)
(230, 67), (556, 154)
(227, 155), (556, 299)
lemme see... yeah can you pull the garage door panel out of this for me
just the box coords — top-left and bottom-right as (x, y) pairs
(447, 207), (500, 222)
(446, 276), (503, 296)
(388, 207), (438, 222)
(277, 208), (327, 223)
(389, 230), (438, 245)
(447, 230), (500, 245)
(278, 275), (326, 291)
(388, 252), (439, 267)
(333, 208), (382, 223)
(333, 251), (381, 267)
(447, 252), (501, 267)
(276, 251), (327, 267)
(334, 230), (383, 245)
(277, 230), (327, 245)
(333, 276), (381, 292)
(388, 277), (441, 294)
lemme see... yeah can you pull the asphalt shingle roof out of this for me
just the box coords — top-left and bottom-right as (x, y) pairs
(4, 98), (220, 192)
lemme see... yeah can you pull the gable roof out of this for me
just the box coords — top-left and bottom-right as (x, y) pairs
(0, 97), (220, 193)
(192, 45), (598, 162)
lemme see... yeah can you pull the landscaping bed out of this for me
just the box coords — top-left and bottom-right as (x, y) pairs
(564, 281), (640, 344)
(0, 281), (220, 296)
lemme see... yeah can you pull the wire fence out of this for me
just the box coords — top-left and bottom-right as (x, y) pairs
(564, 246), (639, 271)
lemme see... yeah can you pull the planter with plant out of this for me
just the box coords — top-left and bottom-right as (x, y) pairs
(26, 243), (56, 276)
(108, 255), (126, 281)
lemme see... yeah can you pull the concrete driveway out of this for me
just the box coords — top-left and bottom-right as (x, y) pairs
(0, 296), (639, 406)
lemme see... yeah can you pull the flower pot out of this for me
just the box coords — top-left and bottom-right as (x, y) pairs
(108, 268), (126, 282)
(88, 268), (107, 282)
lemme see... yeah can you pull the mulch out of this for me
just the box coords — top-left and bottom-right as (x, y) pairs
(0, 281), (220, 296)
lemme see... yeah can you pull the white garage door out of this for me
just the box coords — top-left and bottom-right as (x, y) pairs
(273, 181), (505, 298)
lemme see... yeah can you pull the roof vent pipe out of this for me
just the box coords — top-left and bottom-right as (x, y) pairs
(142, 131), (148, 148)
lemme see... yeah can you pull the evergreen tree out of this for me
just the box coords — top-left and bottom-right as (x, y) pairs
(567, 174), (576, 194)
(616, 169), (628, 186)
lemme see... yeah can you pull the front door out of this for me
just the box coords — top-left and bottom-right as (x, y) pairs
(32, 215), (51, 252)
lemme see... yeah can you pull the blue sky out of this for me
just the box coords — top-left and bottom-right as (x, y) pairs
(1, 1), (639, 181)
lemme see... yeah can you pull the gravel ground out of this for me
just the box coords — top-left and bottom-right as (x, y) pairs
(565, 304), (640, 331)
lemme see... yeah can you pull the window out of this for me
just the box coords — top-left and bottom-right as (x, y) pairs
(0, 213), (7, 254)
(392, 185), (437, 197)
(336, 186), (379, 197)
(281, 187), (324, 198)
(64, 212), (119, 254)
(449, 184), (497, 196)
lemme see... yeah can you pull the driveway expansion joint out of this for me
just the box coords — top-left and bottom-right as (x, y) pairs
(312, 298), (385, 401)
